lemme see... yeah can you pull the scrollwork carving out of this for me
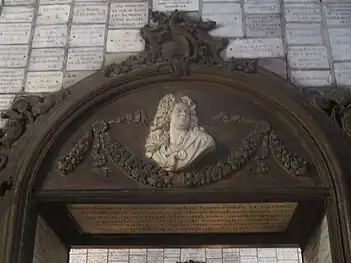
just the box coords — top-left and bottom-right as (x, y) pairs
(0, 90), (69, 174)
(310, 88), (351, 138)
(104, 10), (256, 79)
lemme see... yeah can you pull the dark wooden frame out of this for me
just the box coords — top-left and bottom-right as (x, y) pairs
(0, 64), (351, 263)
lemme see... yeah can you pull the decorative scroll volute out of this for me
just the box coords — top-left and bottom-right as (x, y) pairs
(310, 88), (351, 138)
(0, 91), (69, 190)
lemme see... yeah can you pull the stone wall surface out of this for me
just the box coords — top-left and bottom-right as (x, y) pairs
(303, 216), (332, 263)
(33, 216), (69, 263)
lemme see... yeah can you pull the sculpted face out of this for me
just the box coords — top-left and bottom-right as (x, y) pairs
(171, 102), (190, 129)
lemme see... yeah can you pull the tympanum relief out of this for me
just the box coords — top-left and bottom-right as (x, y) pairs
(56, 93), (310, 188)
(145, 94), (215, 171)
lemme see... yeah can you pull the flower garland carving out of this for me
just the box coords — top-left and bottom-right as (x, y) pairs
(56, 110), (309, 188)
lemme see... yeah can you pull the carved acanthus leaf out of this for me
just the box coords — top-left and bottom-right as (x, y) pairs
(310, 88), (351, 137)
(57, 110), (309, 188)
(104, 10), (256, 79)
(0, 90), (69, 175)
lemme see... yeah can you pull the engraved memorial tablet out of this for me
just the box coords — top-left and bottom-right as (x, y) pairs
(145, 94), (216, 171)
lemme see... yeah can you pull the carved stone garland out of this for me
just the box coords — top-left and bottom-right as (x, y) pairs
(104, 10), (257, 79)
(56, 110), (308, 188)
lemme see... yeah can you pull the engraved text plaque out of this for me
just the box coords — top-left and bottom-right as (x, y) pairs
(68, 203), (297, 234)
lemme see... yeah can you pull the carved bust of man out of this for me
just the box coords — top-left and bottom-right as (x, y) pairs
(145, 94), (215, 171)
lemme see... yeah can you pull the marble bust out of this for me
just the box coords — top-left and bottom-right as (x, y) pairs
(145, 94), (216, 171)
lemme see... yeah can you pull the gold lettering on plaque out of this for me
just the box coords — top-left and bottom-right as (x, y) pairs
(68, 203), (297, 234)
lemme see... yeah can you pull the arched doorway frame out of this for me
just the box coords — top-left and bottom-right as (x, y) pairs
(0, 66), (350, 263)
(1, 10), (351, 263)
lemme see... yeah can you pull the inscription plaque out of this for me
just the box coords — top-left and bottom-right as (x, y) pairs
(290, 70), (332, 87)
(153, 0), (199, 12)
(203, 0), (237, 1)
(109, 2), (149, 29)
(69, 254), (87, 263)
(4, 0), (35, 4)
(40, 0), (72, 4)
(244, 0), (280, 14)
(284, 0), (319, 2)
(0, 94), (16, 110)
(29, 48), (65, 71)
(25, 71), (63, 93)
(66, 47), (104, 71)
(225, 38), (284, 58)
(206, 249), (222, 259)
(36, 5), (71, 25)
(335, 62), (351, 86)
(68, 203), (297, 234)
(108, 249), (129, 261)
(75, 0), (106, 2)
(0, 69), (25, 93)
(202, 3), (243, 37)
(0, 23), (32, 44)
(72, 4), (108, 24)
(87, 253), (107, 262)
(245, 14), (281, 37)
(324, 3), (351, 27)
(329, 28), (351, 61)
(285, 23), (322, 45)
(63, 71), (95, 89)
(181, 248), (205, 261)
(0, 6), (34, 22)
(147, 249), (163, 262)
(107, 29), (145, 52)
(284, 3), (321, 22)
(32, 25), (68, 48)
(164, 249), (180, 258)
(287, 46), (329, 69)
(0, 45), (29, 68)
(69, 25), (105, 47)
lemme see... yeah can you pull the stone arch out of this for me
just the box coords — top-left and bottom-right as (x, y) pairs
(0, 10), (351, 263)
